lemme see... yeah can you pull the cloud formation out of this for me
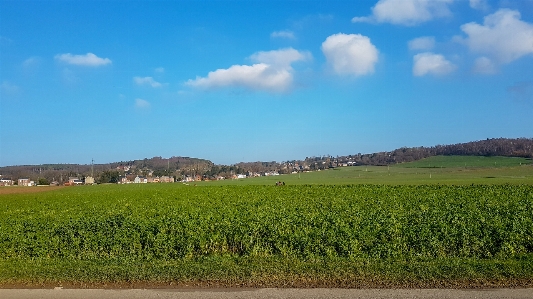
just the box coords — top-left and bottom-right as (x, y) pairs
(134, 76), (163, 88)
(271, 30), (295, 39)
(469, 0), (489, 11)
(186, 48), (311, 92)
(321, 33), (379, 76)
(352, 0), (454, 26)
(134, 98), (150, 109)
(472, 56), (496, 74)
(55, 52), (112, 66)
(408, 36), (435, 51)
(460, 9), (533, 64)
(413, 52), (456, 76)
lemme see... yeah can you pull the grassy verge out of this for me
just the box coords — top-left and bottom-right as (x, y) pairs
(1, 256), (532, 288)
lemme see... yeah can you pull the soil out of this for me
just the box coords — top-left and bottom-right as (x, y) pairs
(1, 278), (532, 289)
(0, 186), (65, 195)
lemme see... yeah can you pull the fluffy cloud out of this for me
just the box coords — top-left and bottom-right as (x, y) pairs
(186, 48), (310, 92)
(321, 33), (379, 76)
(408, 36), (435, 51)
(271, 30), (295, 39)
(352, 0), (454, 26)
(134, 98), (150, 109)
(55, 53), (112, 66)
(460, 9), (533, 64)
(413, 52), (456, 76)
(134, 76), (163, 88)
(469, 0), (489, 11)
(472, 56), (496, 74)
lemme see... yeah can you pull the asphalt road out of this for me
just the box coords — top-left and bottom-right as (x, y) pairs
(1, 288), (532, 299)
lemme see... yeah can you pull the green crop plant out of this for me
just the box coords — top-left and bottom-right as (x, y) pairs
(1, 183), (532, 286)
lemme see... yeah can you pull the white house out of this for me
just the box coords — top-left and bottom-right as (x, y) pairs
(134, 176), (148, 183)
(18, 178), (35, 186)
(0, 178), (13, 186)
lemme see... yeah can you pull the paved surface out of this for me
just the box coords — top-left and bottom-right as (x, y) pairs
(1, 288), (532, 299)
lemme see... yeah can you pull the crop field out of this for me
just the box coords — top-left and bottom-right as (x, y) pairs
(1, 180), (533, 287)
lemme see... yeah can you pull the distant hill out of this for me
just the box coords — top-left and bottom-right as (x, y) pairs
(339, 137), (533, 166)
(1, 138), (532, 183)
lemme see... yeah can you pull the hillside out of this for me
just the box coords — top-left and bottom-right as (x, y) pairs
(1, 138), (532, 183)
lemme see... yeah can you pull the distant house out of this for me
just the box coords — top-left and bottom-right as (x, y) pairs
(134, 176), (147, 183)
(118, 176), (130, 184)
(84, 176), (95, 185)
(0, 178), (13, 186)
(265, 171), (280, 176)
(18, 178), (34, 186)
(237, 174), (246, 179)
(160, 176), (175, 183)
(68, 177), (83, 185)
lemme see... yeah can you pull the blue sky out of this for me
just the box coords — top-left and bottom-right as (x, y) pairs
(1, 0), (532, 166)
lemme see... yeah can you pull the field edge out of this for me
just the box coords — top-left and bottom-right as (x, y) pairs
(2, 255), (533, 289)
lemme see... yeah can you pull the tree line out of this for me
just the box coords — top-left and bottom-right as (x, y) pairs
(1, 138), (531, 183)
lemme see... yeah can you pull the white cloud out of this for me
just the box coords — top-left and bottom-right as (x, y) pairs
(352, 0), (454, 26)
(469, 0), (489, 11)
(134, 98), (150, 109)
(271, 30), (295, 39)
(250, 48), (311, 68)
(408, 36), (435, 51)
(134, 76), (163, 88)
(413, 52), (456, 76)
(22, 57), (40, 68)
(55, 52), (112, 66)
(0, 81), (20, 96)
(186, 48), (310, 92)
(460, 9), (533, 64)
(321, 33), (379, 76)
(472, 56), (496, 74)
(155, 67), (165, 73)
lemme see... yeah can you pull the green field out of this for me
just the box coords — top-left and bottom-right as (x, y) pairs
(195, 156), (533, 186)
(1, 156), (532, 287)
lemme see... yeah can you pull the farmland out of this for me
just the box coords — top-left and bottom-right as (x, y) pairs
(1, 168), (533, 287)
(196, 156), (533, 186)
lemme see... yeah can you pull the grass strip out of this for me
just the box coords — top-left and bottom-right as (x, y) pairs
(1, 255), (532, 288)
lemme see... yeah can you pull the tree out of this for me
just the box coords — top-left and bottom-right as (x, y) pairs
(98, 170), (120, 184)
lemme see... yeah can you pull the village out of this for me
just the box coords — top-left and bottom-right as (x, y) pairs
(0, 156), (364, 187)
(0, 169), (287, 187)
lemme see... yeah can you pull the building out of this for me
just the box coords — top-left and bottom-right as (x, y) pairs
(68, 177), (83, 185)
(18, 178), (35, 186)
(160, 176), (175, 183)
(84, 176), (95, 185)
(0, 178), (13, 186)
(134, 176), (147, 183)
